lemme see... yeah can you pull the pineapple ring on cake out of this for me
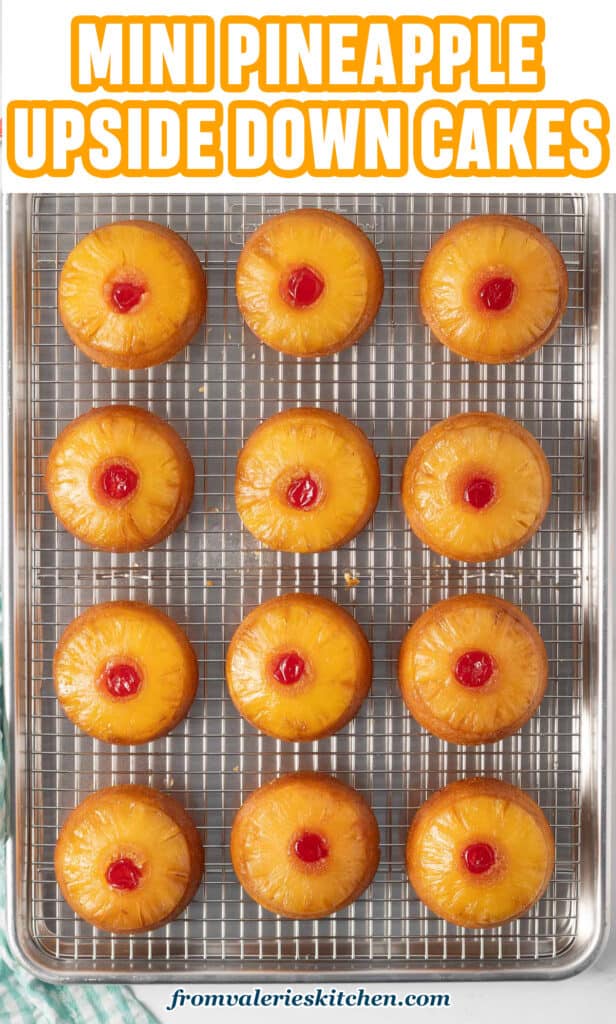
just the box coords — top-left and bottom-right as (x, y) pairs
(55, 785), (204, 933)
(59, 220), (206, 369)
(45, 405), (194, 552)
(235, 209), (384, 358)
(54, 601), (198, 745)
(235, 408), (380, 553)
(226, 593), (371, 742)
(406, 778), (554, 928)
(398, 594), (548, 745)
(402, 412), (551, 562)
(231, 773), (380, 918)
(420, 215), (568, 363)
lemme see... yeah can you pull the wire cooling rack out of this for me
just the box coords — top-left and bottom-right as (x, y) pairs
(26, 193), (586, 975)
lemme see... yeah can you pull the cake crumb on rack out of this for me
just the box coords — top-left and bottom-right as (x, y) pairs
(197, 385), (206, 393)
(206, 580), (214, 588)
(344, 571), (360, 587)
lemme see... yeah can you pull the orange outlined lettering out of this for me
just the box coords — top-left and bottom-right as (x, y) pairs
(6, 100), (223, 178)
(228, 100), (408, 177)
(5, 13), (610, 182)
(71, 16), (214, 92)
(219, 15), (545, 93)
(414, 99), (610, 178)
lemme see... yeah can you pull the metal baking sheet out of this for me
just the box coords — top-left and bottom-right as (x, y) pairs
(1, 192), (611, 981)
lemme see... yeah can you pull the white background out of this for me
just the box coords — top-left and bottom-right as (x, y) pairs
(2, 0), (616, 192)
(133, 900), (615, 1024)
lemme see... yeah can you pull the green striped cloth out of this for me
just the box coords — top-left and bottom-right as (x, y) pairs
(1, 634), (158, 1023)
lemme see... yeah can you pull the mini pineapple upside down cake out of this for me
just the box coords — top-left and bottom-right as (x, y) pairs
(59, 220), (206, 369)
(235, 209), (384, 358)
(231, 773), (380, 918)
(54, 601), (198, 745)
(401, 412), (551, 562)
(406, 778), (554, 929)
(420, 214), (568, 364)
(226, 593), (371, 742)
(398, 594), (548, 745)
(235, 408), (380, 553)
(45, 404), (194, 552)
(55, 785), (204, 933)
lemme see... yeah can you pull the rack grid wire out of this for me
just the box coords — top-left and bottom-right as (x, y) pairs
(27, 193), (586, 974)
